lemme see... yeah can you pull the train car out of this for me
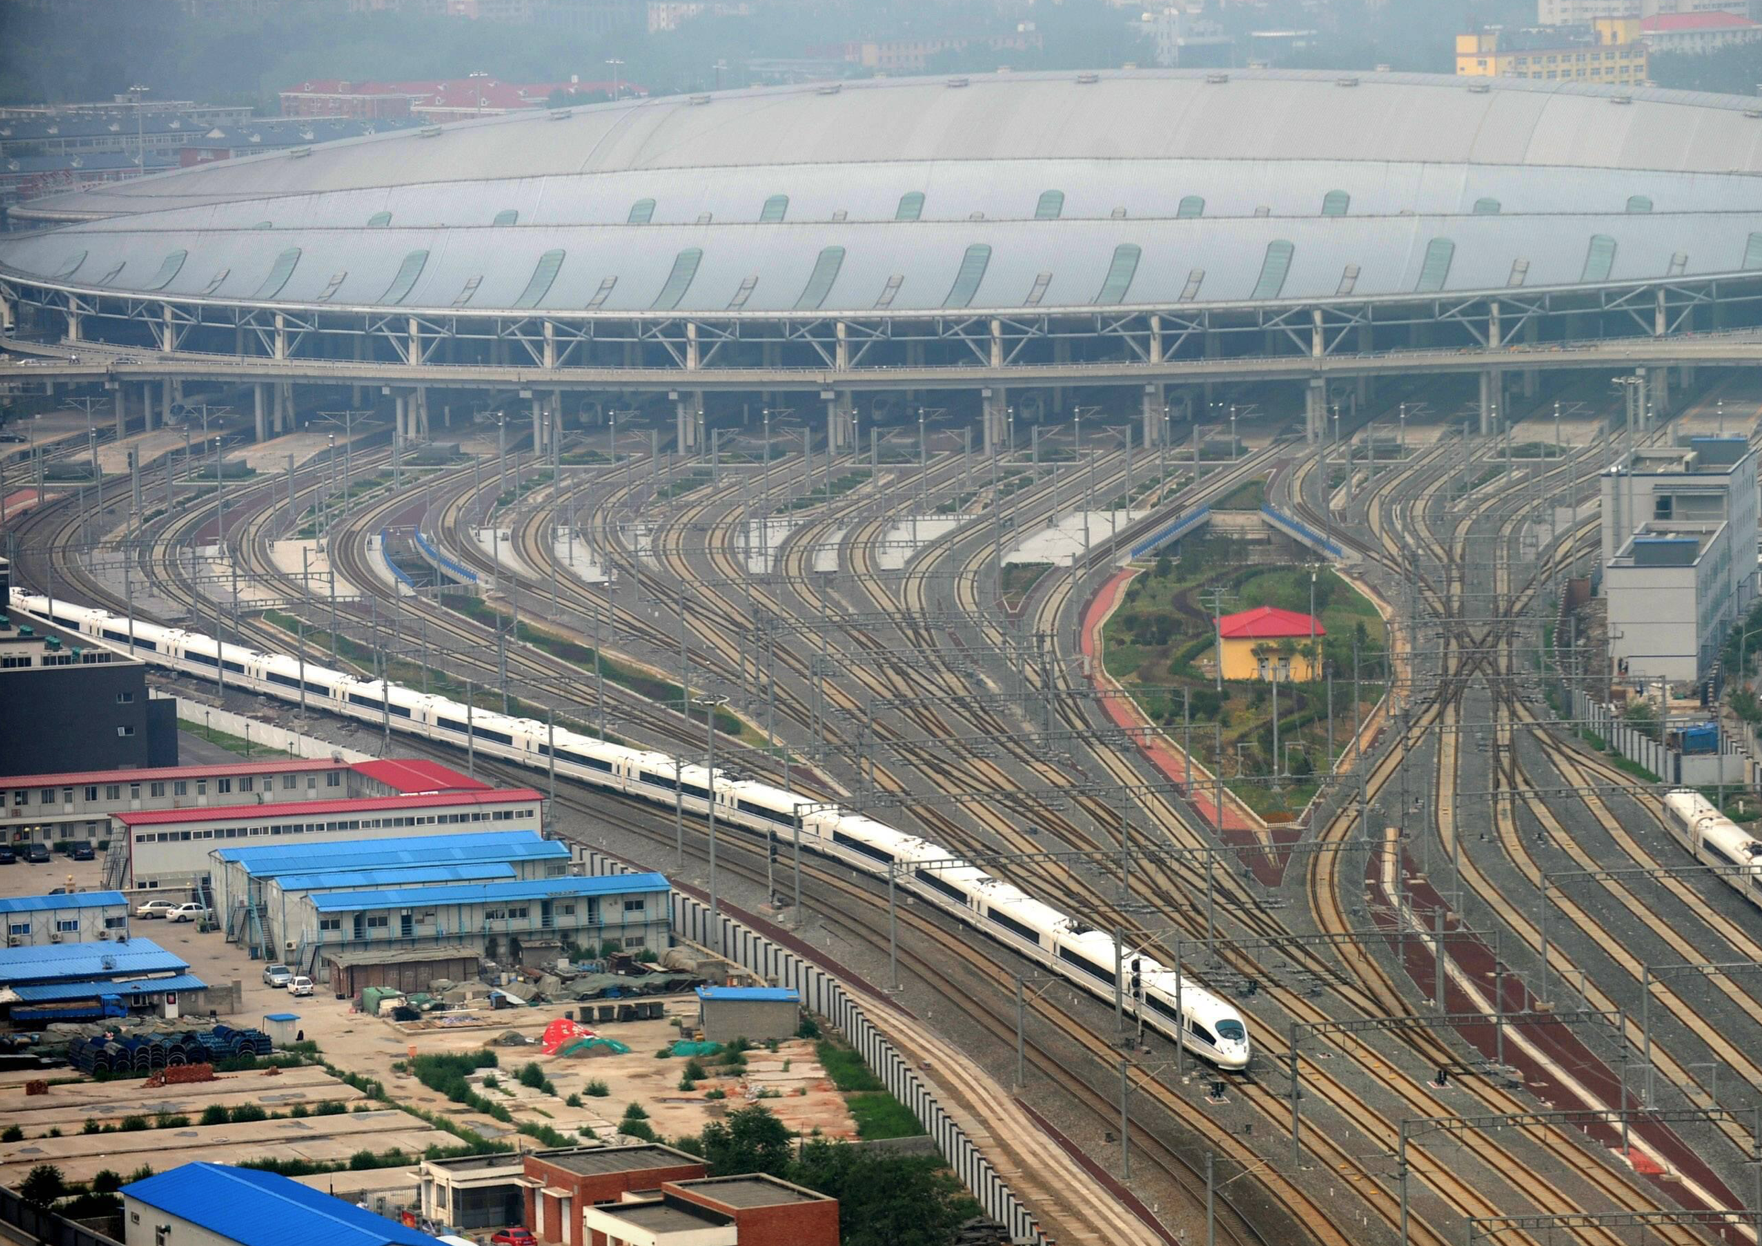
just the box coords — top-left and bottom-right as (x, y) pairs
(1662, 789), (1762, 911)
(8, 589), (1254, 1069)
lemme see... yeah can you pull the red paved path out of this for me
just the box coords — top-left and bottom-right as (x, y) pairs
(1080, 566), (1301, 885)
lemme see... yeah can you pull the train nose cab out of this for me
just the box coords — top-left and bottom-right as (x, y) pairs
(1213, 1018), (1251, 1070)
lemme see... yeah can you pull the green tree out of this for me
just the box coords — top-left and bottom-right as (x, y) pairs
(789, 1140), (975, 1246)
(700, 1105), (793, 1178)
(92, 1170), (125, 1194)
(20, 1164), (66, 1207)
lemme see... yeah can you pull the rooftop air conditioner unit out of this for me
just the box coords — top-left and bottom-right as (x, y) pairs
(1611, 95), (1632, 105)
(1468, 83), (1491, 93)
(947, 77), (969, 89)
(689, 95), (711, 105)
(287, 146), (311, 158)
(817, 84), (841, 96)
(1206, 73), (1229, 84)
(286, 940), (298, 952)
(50, 932), (63, 942)
(419, 125), (443, 138)
(1336, 77), (1360, 88)
(550, 109), (572, 120)
(1746, 109), (1762, 119)
(1076, 72), (1099, 85)
(5, 937), (17, 948)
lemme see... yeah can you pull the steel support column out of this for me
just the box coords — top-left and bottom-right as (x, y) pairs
(254, 383), (267, 442)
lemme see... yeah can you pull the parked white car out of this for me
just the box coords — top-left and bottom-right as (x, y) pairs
(134, 900), (178, 920)
(165, 903), (211, 924)
(287, 976), (314, 997)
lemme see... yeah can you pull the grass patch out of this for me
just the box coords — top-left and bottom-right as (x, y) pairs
(816, 1040), (884, 1093)
(783, 470), (872, 512)
(846, 1093), (924, 1140)
(175, 719), (291, 759)
(1212, 476), (1267, 511)
(999, 562), (1053, 613)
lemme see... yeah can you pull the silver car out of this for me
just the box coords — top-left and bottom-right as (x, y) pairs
(261, 963), (293, 988)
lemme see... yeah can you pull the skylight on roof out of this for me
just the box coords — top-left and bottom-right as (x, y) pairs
(1321, 190), (1350, 217)
(1094, 244), (1141, 304)
(144, 249), (187, 292)
(1250, 241), (1294, 300)
(1582, 234), (1617, 283)
(794, 247), (845, 311)
(251, 248), (302, 301)
(514, 249), (565, 309)
(1035, 190), (1064, 220)
(759, 195), (789, 223)
(652, 248), (703, 310)
(1415, 238), (1454, 293)
(380, 250), (430, 306)
(944, 244), (992, 309)
(1177, 196), (1204, 219)
(1626, 195), (1653, 214)
(1473, 198), (1501, 215)
(367, 211), (392, 227)
(896, 192), (925, 222)
(492, 209), (518, 226)
(628, 198), (656, 224)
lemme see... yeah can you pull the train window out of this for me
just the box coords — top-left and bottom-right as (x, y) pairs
(680, 782), (711, 801)
(986, 907), (1040, 944)
(1058, 946), (1116, 985)
(222, 660), (245, 674)
(1216, 1020), (1245, 1041)
(737, 799), (791, 825)
(437, 718), (468, 734)
(914, 869), (966, 902)
(642, 771), (677, 791)
(267, 672), (300, 689)
(832, 830), (893, 863)
(1144, 994), (1180, 1021)
(1190, 1021), (1216, 1045)
(559, 750), (612, 773)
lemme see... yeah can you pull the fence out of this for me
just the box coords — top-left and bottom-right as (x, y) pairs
(151, 692), (372, 763)
(572, 847), (1045, 1245)
(413, 527), (478, 585)
(1565, 687), (1746, 787)
(0, 1187), (122, 1246)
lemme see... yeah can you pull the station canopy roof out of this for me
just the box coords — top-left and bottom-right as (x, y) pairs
(10, 70), (1762, 315)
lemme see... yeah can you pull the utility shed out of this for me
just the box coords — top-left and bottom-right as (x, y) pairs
(119, 1161), (445, 1246)
(320, 944), (481, 997)
(695, 985), (800, 1044)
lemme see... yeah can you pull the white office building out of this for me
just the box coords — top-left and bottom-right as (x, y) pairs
(1601, 436), (1759, 684)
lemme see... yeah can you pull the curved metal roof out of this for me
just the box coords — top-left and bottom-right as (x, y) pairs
(8, 68), (1762, 315)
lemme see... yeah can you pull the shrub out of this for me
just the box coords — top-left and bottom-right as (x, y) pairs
(315, 1100), (347, 1116)
(795, 1016), (821, 1040)
(92, 1170), (124, 1194)
(81, 1119), (101, 1136)
(481, 1074), (499, 1089)
(678, 1077), (697, 1092)
(119, 1116), (148, 1132)
(154, 1113), (189, 1129)
(0, 1125), (21, 1142)
(517, 1062), (547, 1091)
(126, 1164), (155, 1183)
(21, 1165), (66, 1207)
(229, 1104), (268, 1124)
(704, 1088), (727, 1101)
(45, 1128), (60, 1138)
(619, 1120), (658, 1142)
(682, 1059), (707, 1081)
(756, 1088), (780, 1100)
(584, 1080), (609, 1097)
(289, 1103), (309, 1119)
(565, 1093), (583, 1108)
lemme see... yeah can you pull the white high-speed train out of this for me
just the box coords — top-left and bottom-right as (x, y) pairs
(1660, 789), (1762, 911)
(11, 590), (1252, 1069)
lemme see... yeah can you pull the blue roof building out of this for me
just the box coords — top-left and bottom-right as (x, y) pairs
(0, 890), (130, 946)
(296, 873), (671, 992)
(0, 936), (185, 988)
(120, 1162), (444, 1246)
(696, 984), (801, 1044)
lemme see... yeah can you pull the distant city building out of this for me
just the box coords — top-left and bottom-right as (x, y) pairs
(1538, 0), (1761, 24)
(344, 0), (642, 26)
(1601, 435), (1759, 683)
(1455, 27), (1649, 83)
(809, 30), (1044, 73)
(278, 77), (642, 122)
(1634, 9), (1762, 50)
(0, 609), (176, 781)
(648, 0), (751, 31)
(1132, 8), (1234, 67)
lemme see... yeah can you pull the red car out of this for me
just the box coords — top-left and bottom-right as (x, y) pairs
(490, 1231), (537, 1246)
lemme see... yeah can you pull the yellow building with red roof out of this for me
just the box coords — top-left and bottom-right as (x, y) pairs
(1217, 606), (1325, 682)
